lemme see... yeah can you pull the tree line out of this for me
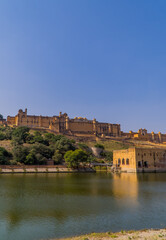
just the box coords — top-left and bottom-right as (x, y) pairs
(0, 126), (96, 167)
(0, 125), (113, 167)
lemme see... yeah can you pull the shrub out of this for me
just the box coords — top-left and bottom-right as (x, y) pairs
(0, 132), (5, 140)
(9, 160), (18, 165)
(94, 143), (104, 149)
(78, 143), (90, 153)
(105, 151), (113, 163)
(87, 155), (96, 164)
(0, 126), (14, 140)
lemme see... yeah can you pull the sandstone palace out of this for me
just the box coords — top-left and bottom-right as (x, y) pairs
(7, 109), (121, 137)
(5, 108), (166, 143)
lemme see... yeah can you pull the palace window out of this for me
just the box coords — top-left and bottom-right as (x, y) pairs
(138, 161), (142, 168)
(126, 158), (129, 165)
(122, 158), (125, 165)
(144, 161), (148, 168)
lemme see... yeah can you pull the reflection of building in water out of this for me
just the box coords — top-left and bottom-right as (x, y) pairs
(112, 173), (138, 201)
(113, 147), (166, 173)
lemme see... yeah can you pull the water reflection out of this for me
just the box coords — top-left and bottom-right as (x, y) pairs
(112, 173), (139, 201)
(0, 173), (166, 240)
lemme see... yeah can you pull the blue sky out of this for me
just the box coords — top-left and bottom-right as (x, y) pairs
(0, 0), (166, 133)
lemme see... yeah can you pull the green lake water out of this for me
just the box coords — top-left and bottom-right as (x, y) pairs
(0, 172), (166, 240)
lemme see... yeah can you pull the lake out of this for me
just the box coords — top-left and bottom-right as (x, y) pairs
(0, 172), (166, 240)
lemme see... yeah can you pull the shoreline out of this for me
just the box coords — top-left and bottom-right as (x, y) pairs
(55, 228), (166, 240)
(0, 166), (96, 174)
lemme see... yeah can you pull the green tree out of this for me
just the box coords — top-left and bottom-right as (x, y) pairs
(0, 147), (12, 165)
(64, 149), (88, 168)
(55, 137), (75, 155)
(32, 131), (48, 145)
(12, 126), (30, 145)
(52, 150), (63, 164)
(0, 114), (3, 120)
(30, 143), (54, 160)
(44, 133), (58, 144)
(25, 151), (37, 165)
(12, 142), (54, 165)
(26, 133), (35, 144)
(12, 145), (29, 163)
(5, 127), (14, 140)
(25, 143), (52, 165)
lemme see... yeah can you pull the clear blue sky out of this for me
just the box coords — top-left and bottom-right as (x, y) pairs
(0, 0), (166, 133)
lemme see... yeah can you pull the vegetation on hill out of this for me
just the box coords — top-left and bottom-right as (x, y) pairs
(86, 140), (130, 152)
(0, 126), (95, 167)
(0, 147), (12, 165)
(0, 125), (131, 167)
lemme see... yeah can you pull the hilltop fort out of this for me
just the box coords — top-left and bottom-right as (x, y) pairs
(6, 109), (121, 137)
(1, 108), (166, 143)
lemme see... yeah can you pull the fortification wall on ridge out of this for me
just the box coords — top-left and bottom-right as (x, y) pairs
(7, 109), (121, 137)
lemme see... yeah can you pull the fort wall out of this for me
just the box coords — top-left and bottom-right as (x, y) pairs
(7, 109), (120, 137)
(5, 109), (166, 143)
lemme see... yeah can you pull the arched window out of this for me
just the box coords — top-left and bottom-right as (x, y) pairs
(122, 158), (125, 165)
(144, 161), (148, 168)
(126, 158), (129, 165)
(138, 161), (142, 168)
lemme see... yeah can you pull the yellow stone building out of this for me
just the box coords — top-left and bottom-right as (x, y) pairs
(7, 109), (121, 137)
(122, 128), (166, 143)
(5, 108), (166, 143)
(113, 147), (166, 173)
